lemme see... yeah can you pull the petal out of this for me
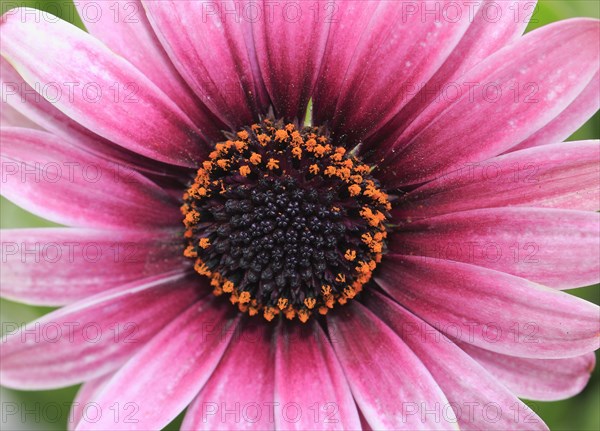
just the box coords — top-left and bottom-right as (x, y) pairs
(0, 273), (201, 390)
(274, 321), (360, 430)
(364, 291), (547, 430)
(142, 0), (268, 129)
(394, 141), (600, 218)
(376, 255), (600, 358)
(313, 0), (473, 145)
(74, 0), (224, 140)
(252, 0), (330, 121)
(380, 18), (600, 186)
(182, 318), (275, 431)
(459, 342), (596, 402)
(0, 102), (40, 129)
(511, 71), (600, 151)
(0, 9), (207, 167)
(357, 408), (373, 431)
(1, 228), (188, 306)
(0, 128), (180, 228)
(77, 298), (240, 431)
(69, 374), (113, 431)
(0, 58), (175, 176)
(369, 0), (537, 160)
(389, 207), (600, 289)
(327, 302), (458, 430)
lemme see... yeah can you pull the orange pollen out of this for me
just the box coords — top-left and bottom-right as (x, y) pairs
(239, 291), (251, 304)
(344, 250), (357, 261)
(314, 144), (327, 157)
(249, 153), (262, 165)
(297, 310), (309, 323)
(217, 159), (230, 170)
(275, 129), (288, 142)
(348, 184), (361, 196)
(239, 165), (251, 177)
(222, 281), (234, 293)
(284, 307), (296, 320)
(234, 140), (247, 152)
(291, 146), (302, 159)
(257, 134), (271, 146)
(324, 166), (337, 177)
(304, 298), (316, 309)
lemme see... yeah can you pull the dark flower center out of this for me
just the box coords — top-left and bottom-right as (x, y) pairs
(181, 119), (390, 322)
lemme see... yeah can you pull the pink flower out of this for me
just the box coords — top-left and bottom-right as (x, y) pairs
(1, 1), (599, 430)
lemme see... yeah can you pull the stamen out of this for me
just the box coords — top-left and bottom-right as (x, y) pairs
(181, 119), (391, 322)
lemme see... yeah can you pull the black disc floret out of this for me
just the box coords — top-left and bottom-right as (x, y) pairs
(181, 119), (391, 322)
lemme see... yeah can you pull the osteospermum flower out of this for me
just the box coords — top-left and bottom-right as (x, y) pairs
(1, 1), (599, 429)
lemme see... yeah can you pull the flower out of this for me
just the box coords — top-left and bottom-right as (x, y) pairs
(1, 1), (599, 430)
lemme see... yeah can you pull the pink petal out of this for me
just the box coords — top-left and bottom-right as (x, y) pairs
(74, 0), (225, 140)
(380, 18), (600, 186)
(0, 128), (180, 228)
(459, 342), (596, 402)
(252, 0), (330, 121)
(0, 102), (40, 129)
(390, 207), (600, 289)
(511, 71), (600, 151)
(142, 0), (268, 129)
(311, 0), (376, 131)
(395, 141), (600, 218)
(274, 321), (360, 430)
(0, 59), (175, 176)
(370, 0), (537, 160)
(1, 228), (188, 306)
(313, 0), (473, 144)
(365, 291), (547, 430)
(0, 273), (201, 390)
(0, 9), (208, 167)
(182, 318), (275, 431)
(69, 374), (113, 431)
(327, 302), (458, 430)
(376, 255), (600, 358)
(358, 408), (374, 431)
(77, 299), (240, 431)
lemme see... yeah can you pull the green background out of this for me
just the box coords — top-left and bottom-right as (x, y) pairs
(0, 0), (598, 430)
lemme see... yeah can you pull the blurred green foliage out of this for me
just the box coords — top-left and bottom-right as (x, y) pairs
(0, 1), (598, 430)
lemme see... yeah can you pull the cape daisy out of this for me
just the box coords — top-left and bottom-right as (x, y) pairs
(1, 1), (599, 430)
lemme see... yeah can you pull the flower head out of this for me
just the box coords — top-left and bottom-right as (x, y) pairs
(1, 1), (599, 430)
